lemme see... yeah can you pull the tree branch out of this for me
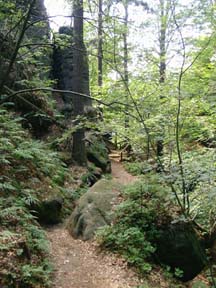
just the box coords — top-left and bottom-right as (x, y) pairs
(0, 87), (132, 109)
(0, 0), (37, 93)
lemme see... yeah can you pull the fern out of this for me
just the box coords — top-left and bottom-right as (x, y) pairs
(0, 106), (71, 287)
(0, 182), (17, 192)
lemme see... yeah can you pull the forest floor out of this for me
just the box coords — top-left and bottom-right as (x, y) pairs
(46, 158), (144, 288)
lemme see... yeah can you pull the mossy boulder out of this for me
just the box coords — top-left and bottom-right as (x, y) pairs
(67, 179), (122, 240)
(86, 136), (111, 173)
(156, 221), (207, 281)
(81, 167), (102, 187)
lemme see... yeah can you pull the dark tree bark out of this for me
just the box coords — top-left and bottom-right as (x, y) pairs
(98, 0), (103, 95)
(159, 0), (166, 85)
(72, 0), (91, 165)
(156, 0), (166, 160)
(123, 1), (129, 129)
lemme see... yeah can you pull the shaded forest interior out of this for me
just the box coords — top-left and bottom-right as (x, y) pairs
(0, 0), (216, 287)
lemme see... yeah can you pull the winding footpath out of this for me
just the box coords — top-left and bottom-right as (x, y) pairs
(46, 159), (207, 288)
(46, 159), (141, 288)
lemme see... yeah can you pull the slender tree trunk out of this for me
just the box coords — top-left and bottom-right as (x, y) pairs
(98, 0), (103, 95)
(147, 112), (151, 159)
(123, 1), (129, 129)
(156, 0), (166, 159)
(72, 0), (87, 165)
(159, 0), (166, 85)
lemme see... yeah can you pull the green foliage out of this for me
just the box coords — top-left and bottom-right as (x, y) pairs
(0, 202), (52, 287)
(86, 136), (110, 172)
(136, 285), (152, 288)
(1, 0), (216, 286)
(21, 261), (52, 286)
(69, 186), (89, 202)
(162, 148), (216, 227)
(182, 150), (216, 228)
(124, 161), (154, 176)
(81, 170), (97, 186)
(191, 281), (208, 288)
(0, 0), (55, 136)
(97, 177), (172, 274)
(125, 149), (216, 232)
(174, 268), (184, 279)
(0, 107), (71, 287)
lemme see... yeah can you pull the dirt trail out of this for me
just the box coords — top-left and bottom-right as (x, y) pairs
(111, 159), (137, 185)
(46, 159), (141, 288)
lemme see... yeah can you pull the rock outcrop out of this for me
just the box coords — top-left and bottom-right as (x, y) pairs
(0, 0), (50, 86)
(86, 134), (111, 173)
(0, 0), (52, 137)
(53, 26), (91, 116)
(155, 221), (207, 281)
(67, 179), (122, 240)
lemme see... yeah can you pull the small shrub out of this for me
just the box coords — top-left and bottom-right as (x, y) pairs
(124, 162), (154, 176)
(97, 177), (172, 274)
(191, 281), (208, 288)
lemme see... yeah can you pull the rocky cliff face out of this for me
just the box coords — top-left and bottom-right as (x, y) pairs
(0, 0), (52, 136)
(0, 0), (91, 136)
(0, 0), (50, 89)
(30, 0), (49, 37)
(22, 0), (50, 41)
(53, 26), (91, 117)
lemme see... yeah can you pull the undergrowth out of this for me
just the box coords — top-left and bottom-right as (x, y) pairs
(113, 148), (215, 285)
(124, 161), (155, 176)
(97, 175), (175, 274)
(125, 149), (216, 230)
(0, 107), (70, 287)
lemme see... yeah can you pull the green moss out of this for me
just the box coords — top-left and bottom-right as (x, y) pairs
(67, 180), (122, 240)
(86, 140), (110, 172)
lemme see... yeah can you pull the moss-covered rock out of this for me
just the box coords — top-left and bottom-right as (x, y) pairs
(86, 136), (111, 173)
(81, 167), (102, 187)
(156, 221), (207, 281)
(67, 179), (122, 240)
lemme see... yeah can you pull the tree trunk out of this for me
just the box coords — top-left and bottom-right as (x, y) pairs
(123, 1), (129, 129)
(156, 0), (166, 160)
(98, 0), (103, 95)
(72, 0), (90, 165)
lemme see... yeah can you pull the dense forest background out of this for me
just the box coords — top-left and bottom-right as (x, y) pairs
(0, 0), (215, 287)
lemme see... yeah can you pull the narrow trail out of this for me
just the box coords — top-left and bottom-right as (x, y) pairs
(111, 159), (137, 185)
(46, 159), (141, 288)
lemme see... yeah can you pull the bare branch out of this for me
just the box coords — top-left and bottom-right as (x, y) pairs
(0, 0), (37, 93)
(0, 87), (132, 109)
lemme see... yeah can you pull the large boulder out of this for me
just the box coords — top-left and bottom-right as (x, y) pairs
(67, 179), (122, 240)
(155, 221), (207, 281)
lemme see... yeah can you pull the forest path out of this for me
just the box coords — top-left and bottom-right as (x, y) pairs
(110, 158), (137, 185)
(46, 159), (141, 288)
